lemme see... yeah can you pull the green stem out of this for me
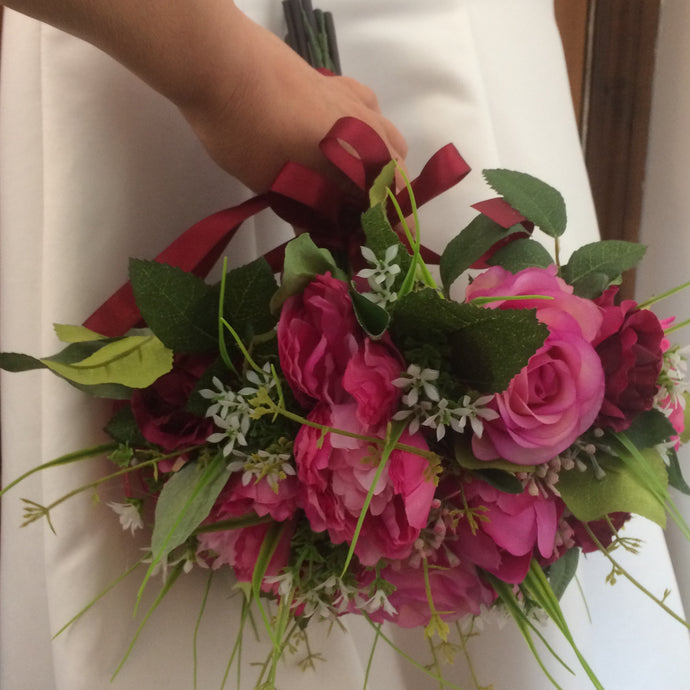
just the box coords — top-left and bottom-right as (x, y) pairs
(193, 571), (214, 690)
(583, 523), (690, 630)
(1, 442), (118, 498)
(638, 280), (690, 309)
(363, 623), (382, 690)
(664, 317), (690, 335)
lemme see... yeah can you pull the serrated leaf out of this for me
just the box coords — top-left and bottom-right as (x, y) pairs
(369, 160), (397, 207)
(41, 334), (173, 388)
(561, 240), (647, 298)
(558, 449), (668, 526)
(350, 288), (390, 338)
(391, 290), (547, 393)
(487, 238), (554, 272)
(440, 215), (524, 293)
(483, 169), (567, 238)
(548, 548), (580, 601)
(222, 257), (279, 341)
(130, 259), (218, 352)
(270, 234), (346, 312)
(104, 405), (148, 445)
(53, 324), (108, 343)
(151, 454), (231, 564)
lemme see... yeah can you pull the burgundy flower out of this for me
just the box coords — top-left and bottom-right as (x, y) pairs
(566, 511), (631, 553)
(593, 287), (665, 431)
(130, 354), (214, 452)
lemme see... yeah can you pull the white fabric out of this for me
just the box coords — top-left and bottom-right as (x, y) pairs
(1, 1), (689, 688)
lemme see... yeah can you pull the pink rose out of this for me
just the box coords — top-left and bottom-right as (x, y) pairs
(465, 266), (605, 464)
(130, 354), (214, 453)
(294, 402), (435, 566)
(442, 477), (560, 584)
(593, 287), (665, 431)
(342, 339), (404, 429)
(277, 273), (361, 406)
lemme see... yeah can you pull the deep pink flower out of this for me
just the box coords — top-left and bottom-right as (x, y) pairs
(294, 402), (435, 566)
(198, 521), (294, 583)
(130, 354), (214, 453)
(277, 273), (361, 406)
(465, 266), (605, 465)
(593, 287), (665, 431)
(359, 558), (496, 628)
(342, 339), (404, 429)
(442, 476), (560, 584)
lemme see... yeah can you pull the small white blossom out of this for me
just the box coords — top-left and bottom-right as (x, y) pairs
(357, 244), (401, 307)
(231, 448), (295, 492)
(108, 500), (143, 535)
(361, 588), (397, 616)
(392, 364), (440, 405)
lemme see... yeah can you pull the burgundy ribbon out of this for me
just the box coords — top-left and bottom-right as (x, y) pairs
(84, 117), (470, 337)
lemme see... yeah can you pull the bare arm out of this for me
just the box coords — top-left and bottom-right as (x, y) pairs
(1, 0), (406, 192)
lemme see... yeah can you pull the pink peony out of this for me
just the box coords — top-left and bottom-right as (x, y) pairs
(130, 354), (214, 454)
(593, 287), (665, 431)
(360, 558), (496, 628)
(465, 266), (605, 465)
(277, 273), (361, 406)
(198, 520), (294, 583)
(342, 339), (404, 429)
(442, 476), (560, 584)
(294, 402), (435, 566)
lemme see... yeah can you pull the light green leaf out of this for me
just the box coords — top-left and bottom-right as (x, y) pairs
(557, 449), (668, 527)
(483, 169), (567, 238)
(439, 215), (525, 293)
(369, 160), (397, 207)
(561, 240), (647, 298)
(41, 334), (173, 388)
(487, 237), (554, 272)
(53, 324), (109, 343)
(151, 454), (231, 564)
(269, 234), (346, 312)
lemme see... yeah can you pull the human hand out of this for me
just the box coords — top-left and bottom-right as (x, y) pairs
(179, 9), (407, 193)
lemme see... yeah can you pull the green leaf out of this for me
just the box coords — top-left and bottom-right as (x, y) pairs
(129, 259), (219, 352)
(53, 324), (109, 343)
(0, 351), (45, 372)
(666, 448), (690, 495)
(41, 334), (173, 388)
(487, 238), (554, 272)
(439, 215), (525, 294)
(548, 548), (580, 601)
(557, 449), (668, 527)
(454, 437), (534, 473)
(369, 160), (397, 207)
(475, 469), (525, 494)
(561, 241), (647, 298)
(623, 408), (676, 450)
(270, 234), (346, 312)
(350, 288), (390, 339)
(104, 406), (147, 446)
(483, 169), (567, 238)
(150, 454), (231, 566)
(391, 290), (547, 393)
(222, 257), (279, 341)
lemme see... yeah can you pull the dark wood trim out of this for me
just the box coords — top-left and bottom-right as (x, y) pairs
(582, 0), (661, 298)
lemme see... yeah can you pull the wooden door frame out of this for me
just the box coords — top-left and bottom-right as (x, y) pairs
(556, 0), (661, 299)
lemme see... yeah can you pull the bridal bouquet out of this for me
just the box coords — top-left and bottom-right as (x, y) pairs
(2, 114), (689, 689)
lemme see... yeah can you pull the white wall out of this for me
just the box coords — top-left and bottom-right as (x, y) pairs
(637, 0), (690, 615)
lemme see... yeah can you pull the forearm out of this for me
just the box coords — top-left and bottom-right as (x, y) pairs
(1, 0), (247, 110)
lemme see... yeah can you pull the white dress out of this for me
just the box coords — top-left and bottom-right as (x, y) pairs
(2, 1), (689, 688)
